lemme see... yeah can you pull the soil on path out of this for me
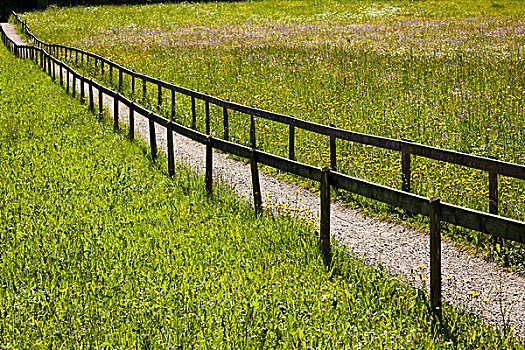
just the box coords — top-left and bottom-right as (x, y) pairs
(3, 22), (525, 339)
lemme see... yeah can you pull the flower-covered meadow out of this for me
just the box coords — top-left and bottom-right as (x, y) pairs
(21, 0), (525, 266)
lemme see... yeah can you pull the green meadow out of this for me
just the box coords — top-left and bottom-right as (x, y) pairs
(1, 30), (524, 348)
(18, 0), (525, 269)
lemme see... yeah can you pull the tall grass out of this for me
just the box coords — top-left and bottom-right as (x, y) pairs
(1, 37), (523, 348)
(19, 0), (525, 270)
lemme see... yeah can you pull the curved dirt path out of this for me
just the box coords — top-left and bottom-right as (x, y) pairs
(4, 23), (525, 339)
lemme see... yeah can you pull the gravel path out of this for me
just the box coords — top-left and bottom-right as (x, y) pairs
(4, 23), (525, 339)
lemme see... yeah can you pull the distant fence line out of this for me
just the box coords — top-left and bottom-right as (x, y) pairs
(4, 13), (525, 321)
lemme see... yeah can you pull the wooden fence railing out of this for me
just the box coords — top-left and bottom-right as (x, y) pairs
(5, 14), (525, 321)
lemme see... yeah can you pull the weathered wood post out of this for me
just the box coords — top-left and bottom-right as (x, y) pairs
(98, 88), (103, 119)
(401, 139), (413, 192)
(113, 93), (119, 131)
(171, 89), (175, 121)
(80, 76), (85, 104)
(128, 105), (135, 141)
(157, 83), (162, 110)
(66, 69), (69, 94)
(47, 54), (52, 77)
(223, 107), (229, 141)
(191, 96), (197, 129)
(205, 101), (210, 135)
(329, 123), (337, 171)
(488, 156), (503, 255)
(429, 197), (442, 322)
(320, 167), (331, 267)
(205, 136), (213, 193)
(72, 73), (76, 98)
(148, 113), (157, 160)
(142, 78), (147, 103)
(118, 68), (123, 92)
(488, 156), (499, 216)
(167, 121), (175, 177)
(59, 61), (63, 86)
(288, 120), (295, 161)
(250, 148), (263, 215)
(88, 79), (94, 111)
(250, 115), (256, 149)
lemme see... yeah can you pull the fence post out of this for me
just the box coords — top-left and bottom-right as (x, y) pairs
(205, 101), (210, 135)
(113, 93), (119, 131)
(289, 120), (295, 160)
(89, 79), (94, 111)
(157, 84), (162, 110)
(223, 107), (229, 141)
(429, 197), (442, 322)
(149, 113), (157, 160)
(80, 76), (85, 104)
(329, 123), (337, 171)
(171, 89), (175, 121)
(98, 87), (103, 119)
(320, 167), (331, 267)
(142, 78), (147, 103)
(191, 96), (197, 129)
(488, 156), (504, 256)
(250, 115), (256, 149)
(205, 136), (213, 193)
(401, 139), (413, 192)
(129, 105), (135, 140)
(488, 156), (499, 216)
(47, 54), (51, 76)
(52, 57), (56, 81)
(66, 68), (69, 93)
(118, 68), (123, 92)
(250, 148), (263, 215)
(72, 73), (76, 98)
(167, 121), (175, 177)
(59, 61), (63, 86)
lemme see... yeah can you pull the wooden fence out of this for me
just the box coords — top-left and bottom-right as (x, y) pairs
(4, 14), (525, 321)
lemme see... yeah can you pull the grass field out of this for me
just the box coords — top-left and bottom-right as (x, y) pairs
(18, 0), (525, 270)
(1, 35), (524, 348)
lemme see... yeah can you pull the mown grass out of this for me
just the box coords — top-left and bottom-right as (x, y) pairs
(1, 40), (524, 348)
(17, 0), (525, 271)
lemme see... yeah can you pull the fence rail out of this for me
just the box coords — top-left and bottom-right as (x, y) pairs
(4, 14), (525, 321)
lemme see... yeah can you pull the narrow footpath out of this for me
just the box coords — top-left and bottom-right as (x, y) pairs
(3, 23), (525, 338)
